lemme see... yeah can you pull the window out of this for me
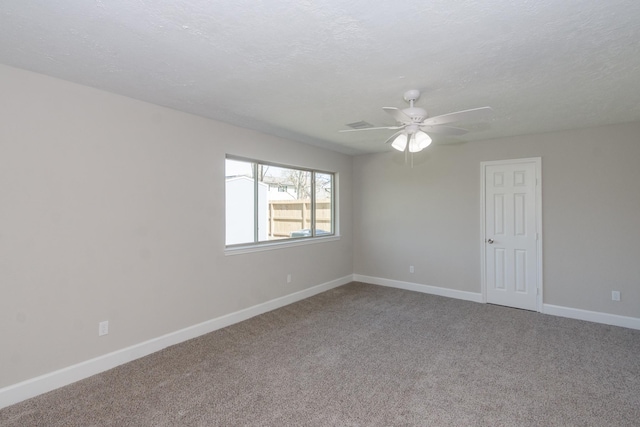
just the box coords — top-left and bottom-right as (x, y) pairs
(225, 156), (335, 247)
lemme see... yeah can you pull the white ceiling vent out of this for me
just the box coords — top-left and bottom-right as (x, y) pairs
(345, 121), (374, 130)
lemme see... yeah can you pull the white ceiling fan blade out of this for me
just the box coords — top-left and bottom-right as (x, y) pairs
(420, 125), (469, 136)
(383, 107), (412, 123)
(423, 106), (493, 126)
(339, 125), (404, 133)
(383, 130), (404, 145)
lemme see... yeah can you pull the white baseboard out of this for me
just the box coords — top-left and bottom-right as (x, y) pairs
(542, 304), (640, 331)
(0, 275), (353, 410)
(5, 275), (637, 409)
(353, 274), (483, 303)
(355, 275), (640, 331)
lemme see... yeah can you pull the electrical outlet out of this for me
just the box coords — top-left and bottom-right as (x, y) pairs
(98, 320), (109, 336)
(611, 291), (621, 302)
(409, 266), (414, 274)
(287, 274), (292, 284)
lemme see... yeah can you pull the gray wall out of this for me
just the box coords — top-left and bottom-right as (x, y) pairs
(0, 64), (353, 388)
(353, 122), (640, 318)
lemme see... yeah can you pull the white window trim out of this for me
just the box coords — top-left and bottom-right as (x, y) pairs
(224, 234), (341, 256)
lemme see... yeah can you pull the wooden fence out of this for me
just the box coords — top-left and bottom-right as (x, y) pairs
(269, 200), (332, 238)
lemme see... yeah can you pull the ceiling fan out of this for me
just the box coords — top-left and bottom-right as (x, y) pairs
(340, 89), (493, 153)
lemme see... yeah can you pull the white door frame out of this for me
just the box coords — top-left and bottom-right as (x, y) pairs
(480, 157), (543, 311)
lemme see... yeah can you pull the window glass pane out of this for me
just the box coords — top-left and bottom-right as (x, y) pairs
(262, 165), (312, 240)
(225, 159), (255, 245)
(315, 172), (333, 236)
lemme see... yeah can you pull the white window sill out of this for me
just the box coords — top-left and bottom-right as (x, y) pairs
(224, 235), (340, 256)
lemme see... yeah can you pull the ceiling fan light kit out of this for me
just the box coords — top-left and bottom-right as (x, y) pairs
(391, 129), (432, 153)
(411, 130), (432, 152)
(340, 89), (493, 155)
(391, 134), (408, 151)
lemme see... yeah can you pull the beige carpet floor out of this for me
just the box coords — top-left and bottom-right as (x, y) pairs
(1, 282), (639, 426)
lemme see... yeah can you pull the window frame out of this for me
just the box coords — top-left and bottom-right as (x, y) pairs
(224, 155), (337, 253)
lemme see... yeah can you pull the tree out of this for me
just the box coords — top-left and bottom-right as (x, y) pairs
(256, 164), (269, 182)
(315, 173), (332, 201)
(283, 170), (311, 200)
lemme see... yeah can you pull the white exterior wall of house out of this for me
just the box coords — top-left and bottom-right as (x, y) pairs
(225, 177), (267, 245)
(266, 184), (296, 201)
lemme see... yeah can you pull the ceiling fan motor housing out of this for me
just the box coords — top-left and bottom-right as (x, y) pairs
(401, 90), (427, 123)
(402, 107), (427, 123)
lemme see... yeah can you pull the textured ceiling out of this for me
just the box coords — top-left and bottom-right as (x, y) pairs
(1, 0), (640, 154)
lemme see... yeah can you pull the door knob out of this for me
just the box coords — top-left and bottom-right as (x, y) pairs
(487, 239), (494, 244)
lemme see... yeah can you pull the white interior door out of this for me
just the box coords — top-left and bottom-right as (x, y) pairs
(483, 158), (541, 311)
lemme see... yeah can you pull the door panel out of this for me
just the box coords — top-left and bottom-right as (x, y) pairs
(484, 160), (539, 311)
